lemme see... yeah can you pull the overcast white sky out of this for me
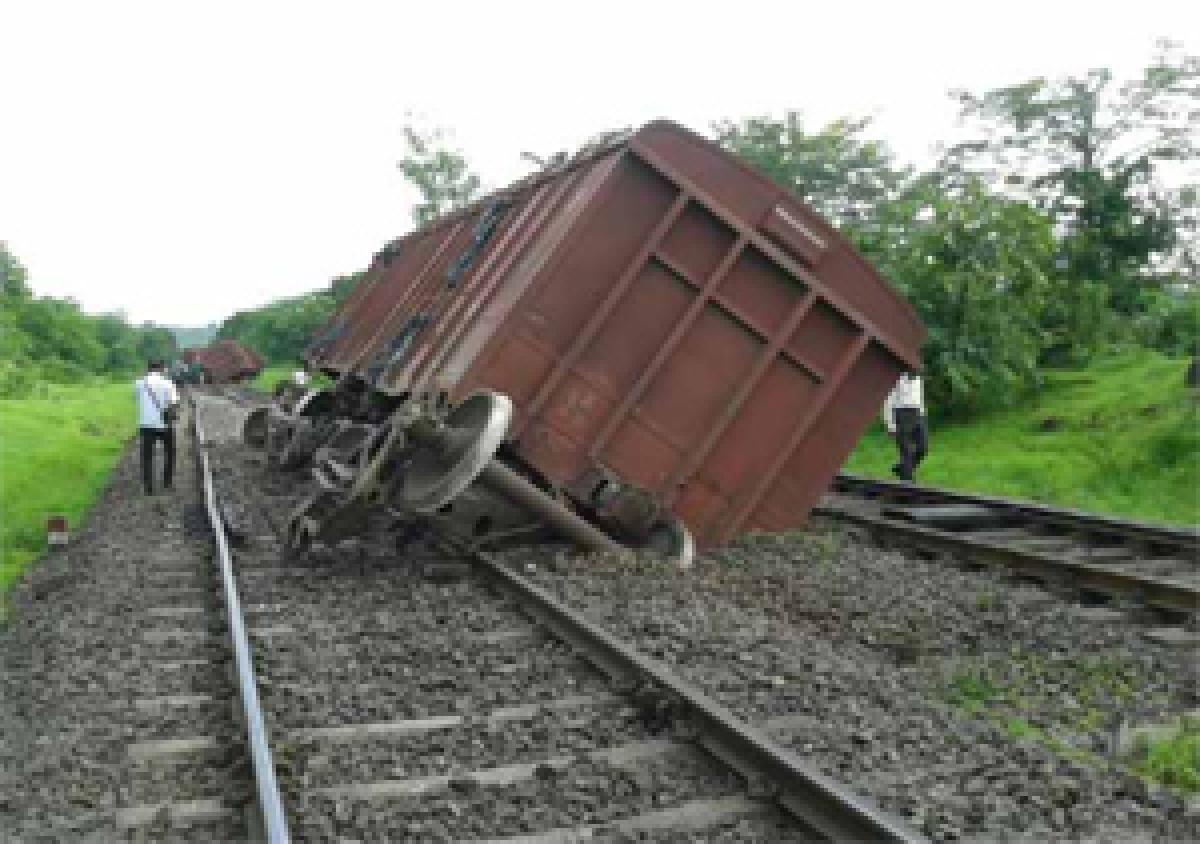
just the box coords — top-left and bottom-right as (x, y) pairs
(1, 1), (1195, 326)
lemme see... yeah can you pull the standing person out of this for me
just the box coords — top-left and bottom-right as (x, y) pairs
(882, 371), (928, 482)
(135, 360), (180, 495)
(292, 362), (310, 388)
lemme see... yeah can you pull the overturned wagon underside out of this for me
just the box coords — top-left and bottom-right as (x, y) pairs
(249, 121), (924, 564)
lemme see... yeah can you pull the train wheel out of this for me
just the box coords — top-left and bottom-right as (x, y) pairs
(643, 517), (696, 569)
(397, 391), (513, 513)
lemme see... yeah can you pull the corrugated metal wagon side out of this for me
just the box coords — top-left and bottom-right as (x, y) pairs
(301, 120), (924, 554)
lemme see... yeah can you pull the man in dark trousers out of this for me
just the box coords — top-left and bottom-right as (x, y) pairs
(135, 360), (180, 494)
(883, 371), (928, 482)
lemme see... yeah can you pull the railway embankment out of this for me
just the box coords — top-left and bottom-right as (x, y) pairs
(0, 381), (134, 601)
(845, 350), (1199, 527)
(0, 400), (252, 841)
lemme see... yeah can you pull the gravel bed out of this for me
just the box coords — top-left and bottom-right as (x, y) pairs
(610, 817), (817, 843)
(257, 646), (613, 729)
(4, 699), (234, 751)
(0, 397), (251, 841)
(289, 754), (745, 841)
(192, 391), (813, 841)
(244, 593), (532, 632)
(257, 643), (590, 695)
(500, 531), (1200, 842)
(282, 702), (654, 786)
(11, 649), (229, 699)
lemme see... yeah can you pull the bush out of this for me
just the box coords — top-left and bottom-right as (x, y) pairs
(1040, 279), (1121, 366)
(855, 177), (1057, 419)
(1, 243), (177, 390)
(0, 359), (35, 398)
(1133, 290), (1200, 356)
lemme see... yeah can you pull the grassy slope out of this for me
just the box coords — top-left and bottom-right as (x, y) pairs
(0, 382), (134, 595)
(845, 350), (1199, 526)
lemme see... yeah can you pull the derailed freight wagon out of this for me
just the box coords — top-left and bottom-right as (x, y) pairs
(253, 120), (924, 564)
(184, 339), (265, 384)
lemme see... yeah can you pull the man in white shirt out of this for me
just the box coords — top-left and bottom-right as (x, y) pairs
(882, 371), (928, 482)
(135, 360), (181, 495)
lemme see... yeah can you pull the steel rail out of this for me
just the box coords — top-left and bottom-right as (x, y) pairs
(466, 550), (926, 843)
(814, 504), (1198, 614)
(834, 473), (1200, 554)
(191, 401), (291, 843)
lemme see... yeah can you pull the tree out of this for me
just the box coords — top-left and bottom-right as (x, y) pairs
(855, 175), (1058, 417)
(943, 40), (1199, 311)
(328, 272), (361, 303)
(0, 242), (185, 395)
(94, 313), (141, 372)
(135, 323), (178, 365)
(1, 241), (31, 299)
(398, 123), (481, 228)
(713, 113), (909, 230)
(714, 112), (1066, 414)
(216, 271), (362, 363)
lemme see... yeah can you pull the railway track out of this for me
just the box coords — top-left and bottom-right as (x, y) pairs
(191, 390), (923, 841)
(0, 400), (257, 840)
(816, 473), (1200, 628)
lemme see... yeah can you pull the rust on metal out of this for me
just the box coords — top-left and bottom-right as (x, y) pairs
(306, 121), (926, 552)
(514, 191), (692, 437)
(183, 339), (265, 384)
(589, 235), (748, 461)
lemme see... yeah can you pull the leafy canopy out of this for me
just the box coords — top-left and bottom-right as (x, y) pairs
(0, 242), (178, 396)
(713, 113), (908, 229)
(398, 123), (482, 228)
(216, 272), (362, 364)
(943, 39), (1199, 309)
(855, 175), (1057, 417)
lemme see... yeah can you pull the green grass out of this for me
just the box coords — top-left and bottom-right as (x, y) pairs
(1004, 717), (1042, 741)
(945, 668), (1001, 713)
(1131, 723), (1200, 793)
(0, 381), (134, 598)
(252, 365), (333, 394)
(938, 651), (1199, 792)
(846, 350), (1200, 526)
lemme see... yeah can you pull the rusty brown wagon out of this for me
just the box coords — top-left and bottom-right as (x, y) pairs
(251, 120), (925, 565)
(184, 339), (265, 384)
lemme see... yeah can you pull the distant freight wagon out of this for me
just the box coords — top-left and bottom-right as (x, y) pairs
(182, 339), (264, 384)
(250, 120), (925, 564)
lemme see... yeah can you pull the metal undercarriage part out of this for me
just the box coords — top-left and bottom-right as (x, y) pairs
(243, 387), (695, 568)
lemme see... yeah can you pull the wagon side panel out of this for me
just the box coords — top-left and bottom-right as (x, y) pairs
(411, 156), (618, 397)
(466, 122), (922, 549)
(323, 224), (456, 373)
(447, 152), (657, 402)
(743, 342), (899, 536)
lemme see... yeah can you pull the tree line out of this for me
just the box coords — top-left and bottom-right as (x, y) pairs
(716, 40), (1197, 417)
(215, 272), (362, 364)
(1, 243), (177, 398)
(222, 41), (1198, 419)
